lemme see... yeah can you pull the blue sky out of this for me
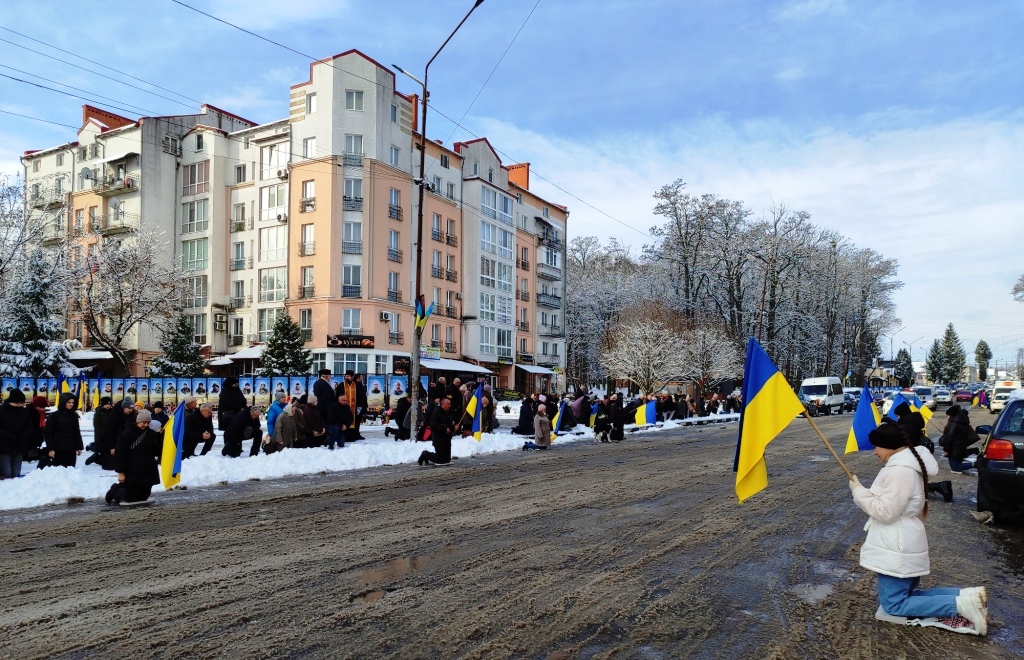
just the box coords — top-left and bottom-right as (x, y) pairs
(2, 0), (1023, 365)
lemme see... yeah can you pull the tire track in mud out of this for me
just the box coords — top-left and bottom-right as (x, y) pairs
(0, 415), (1019, 658)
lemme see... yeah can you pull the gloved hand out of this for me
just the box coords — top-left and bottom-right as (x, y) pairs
(848, 476), (862, 492)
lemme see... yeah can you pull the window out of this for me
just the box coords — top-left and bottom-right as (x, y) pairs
(487, 167), (493, 183)
(446, 326), (454, 343)
(545, 247), (560, 267)
(344, 178), (362, 199)
(343, 265), (361, 286)
(56, 153), (64, 167)
(259, 226), (287, 261)
(259, 267), (287, 302)
(432, 287), (440, 306)
(303, 137), (317, 159)
(344, 134), (362, 154)
(390, 104), (397, 123)
(497, 296), (512, 324)
(432, 213), (441, 232)
(334, 353), (368, 375)
(78, 146), (87, 161)
(258, 308), (281, 342)
(232, 241), (245, 263)
(440, 154), (449, 169)
(497, 263), (513, 292)
(343, 308), (361, 332)
(551, 314), (559, 327)
(480, 223), (497, 253)
(301, 223), (314, 246)
(343, 221), (362, 243)
(182, 161), (209, 196)
(497, 227), (513, 258)
(388, 271), (399, 292)
(185, 275), (208, 308)
(389, 229), (399, 250)
(389, 188), (400, 206)
(446, 254), (455, 272)
(299, 310), (312, 334)
(243, 136), (250, 149)
(74, 209), (84, 230)
(188, 314), (207, 344)
(235, 165), (246, 183)
(260, 183), (287, 221)
(431, 175), (441, 193)
(480, 257), (496, 288)
(232, 279), (245, 301)
(447, 218), (456, 236)
(552, 343), (560, 356)
(32, 159), (40, 173)
(181, 238), (208, 271)
(375, 354), (388, 375)
(431, 324), (440, 342)
(345, 90), (364, 110)
(480, 293), (496, 321)
(498, 194), (514, 225)
(306, 93), (317, 114)
(543, 207), (549, 218)
(260, 143), (289, 180)
(181, 199), (209, 233)
(389, 146), (400, 167)
(447, 182), (456, 199)
(497, 329), (512, 358)
(473, 160), (479, 176)
(541, 311), (548, 326)
(195, 134), (204, 151)
(480, 327), (495, 355)
(521, 246), (528, 263)
(480, 187), (497, 219)
(311, 352), (327, 373)
(432, 250), (441, 268)
(302, 180), (315, 199)
(520, 338), (528, 353)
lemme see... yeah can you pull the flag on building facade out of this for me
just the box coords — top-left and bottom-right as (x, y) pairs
(845, 385), (882, 453)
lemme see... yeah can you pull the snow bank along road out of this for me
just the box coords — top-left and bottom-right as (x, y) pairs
(1, 414), (1021, 658)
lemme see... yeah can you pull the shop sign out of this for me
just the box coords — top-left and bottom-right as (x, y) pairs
(326, 335), (375, 349)
(518, 353), (534, 364)
(420, 346), (441, 360)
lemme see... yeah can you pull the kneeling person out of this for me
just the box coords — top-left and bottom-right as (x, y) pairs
(112, 410), (162, 504)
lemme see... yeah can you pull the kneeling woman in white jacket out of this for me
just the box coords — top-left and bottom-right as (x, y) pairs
(849, 421), (988, 635)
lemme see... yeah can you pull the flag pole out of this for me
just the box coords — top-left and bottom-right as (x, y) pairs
(801, 411), (854, 480)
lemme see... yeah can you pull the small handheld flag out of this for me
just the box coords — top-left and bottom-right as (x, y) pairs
(463, 384), (484, 441)
(845, 385), (882, 453)
(160, 402), (186, 489)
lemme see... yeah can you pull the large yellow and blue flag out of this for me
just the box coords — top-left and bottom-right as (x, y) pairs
(634, 399), (657, 426)
(550, 399), (566, 442)
(733, 338), (805, 503)
(91, 371), (101, 410)
(414, 296), (436, 333)
(845, 385), (882, 453)
(463, 383), (484, 441)
(590, 402), (599, 427)
(973, 390), (989, 408)
(75, 374), (87, 411)
(887, 392), (933, 424)
(161, 401), (186, 489)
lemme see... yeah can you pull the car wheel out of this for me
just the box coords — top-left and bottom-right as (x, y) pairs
(976, 473), (1003, 523)
(824, 405), (832, 416)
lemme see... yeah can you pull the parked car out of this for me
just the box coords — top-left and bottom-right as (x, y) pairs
(935, 388), (952, 405)
(974, 393), (1024, 522)
(842, 393), (856, 412)
(955, 389), (974, 402)
(797, 393), (818, 417)
(913, 387), (938, 410)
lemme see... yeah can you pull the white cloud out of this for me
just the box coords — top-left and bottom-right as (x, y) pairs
(775, 65), (809, 82)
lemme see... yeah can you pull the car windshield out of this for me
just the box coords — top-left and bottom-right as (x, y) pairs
(800, 385), (827, 396)
(914, 388), (931, 397)
(994, 402), (1024, 437)
(937, 389), (949, 395)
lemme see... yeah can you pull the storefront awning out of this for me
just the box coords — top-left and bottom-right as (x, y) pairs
(230, 345), (264, 360)
(207, 356), (235, 366)
(68, 349), (113, 360)
(420, 357), (492, 374)
(94, 151), (139, 165)
(516, 364), (554, 375)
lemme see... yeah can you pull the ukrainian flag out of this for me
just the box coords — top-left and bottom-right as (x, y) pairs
(973, 390), (988, 408)
(75, 374), (87, 411)
(733, 338), (805, 503)
(887, 393), (933, 424)
(463, 384), (484, 441)
(550, 400), (566, 442)
(90, 372), (101, 410)
(845, 385), (882, 453)
(590, 402), (599, 427)
(634, 399), (657, 426)
(161, 402), (186, 489)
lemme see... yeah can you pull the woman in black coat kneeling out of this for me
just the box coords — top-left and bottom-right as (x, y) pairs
(110, 410), (162, 504)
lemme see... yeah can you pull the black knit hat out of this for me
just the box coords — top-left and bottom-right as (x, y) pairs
(946, 404), (962, 417)
(7, 389), (26, 403)
(100, 396), (112, 406)
(893, 402), (911, 418)
(869, 420), (909, 450)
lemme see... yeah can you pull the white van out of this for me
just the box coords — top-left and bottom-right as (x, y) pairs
(991, 381), (1022, 414)
(799, 377), (845, 415)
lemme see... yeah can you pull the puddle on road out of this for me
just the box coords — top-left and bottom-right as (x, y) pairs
(355, 545), (461, 587)
(791, 583), (833, 603)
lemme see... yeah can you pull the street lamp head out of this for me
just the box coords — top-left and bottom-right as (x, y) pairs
(392, 64), (424, 86)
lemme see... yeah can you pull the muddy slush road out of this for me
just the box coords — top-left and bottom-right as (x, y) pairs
(2, 413), (1023, 659)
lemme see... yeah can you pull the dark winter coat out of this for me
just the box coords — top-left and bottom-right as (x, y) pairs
(593, 401), (611, 434)
(312, 378), (335, 421)
(44, 393), (84, 453)
(152, 410), (170, 428)
(516, 397), (535, 434)
(224, 409), (261, 457)
(943, 410), (979, 462)
(184, 409), (215, 450)
(92, 405), (111, 439)
(0, 401), (39, 455)
(114, 426), (161, 486)
(326, 401), (354, 429)
(429, 405), (454, 446)
(218, 380), (249, 428)
(394, 397), (412, 430)
(101, 408), (133, 454)
(609, 400), (625, 441)
(897, 411), (927, 448)
(355, 381), (368, 410)
(294, 402), (325, 442)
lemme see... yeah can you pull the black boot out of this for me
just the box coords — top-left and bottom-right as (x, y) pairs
(929, 480), (953, 503)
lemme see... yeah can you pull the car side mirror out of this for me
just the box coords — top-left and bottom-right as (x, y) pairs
(975, 425), (991, 436)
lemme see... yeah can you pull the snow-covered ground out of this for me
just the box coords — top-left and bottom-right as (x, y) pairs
(0, 407), (738, 511)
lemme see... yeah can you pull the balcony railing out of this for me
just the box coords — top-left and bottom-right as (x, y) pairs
(445, 234), (458, 247)
(517, 289), (530, 302)
(297, 285), (314, 299)
(229, 335), (244, 347)
(41, 224), (65, 245)
(299, 241), (315, 257)
(342, 285), (361, 298)
(95, 173), (140, 196)
(387, 289), (402, 303)
(388, 331), (404, 345)
(299, 197), (315, 212)
(430, 339), (441, 348)
(343, 196), (363, 211)
(536, 262), (562, 280)
(230, 219), (253, 233)
(516, 258), (530, 271)
(300, 329), (313, 342)
(388, 204), (403, 220)
(540, 324), (563, 337)
(431, 229), (444, 242)
(342, 241), (362, 254)
(229, 295), (252, 310)
(445, 306), (458, 319)
(184, 296), (209, 309)
(431, 265), (444, 278)
(445, 270), (458, 283)
(340, 328), (362, 336)
(537, 293), (562, 308)
(99, 212), (140, 234)
(539, 234), (562, 249)
(343, 152), (363, 167)
(518, 321), (530, 332)
(229, 257), (253, 271)
(387, 247), (403, 263)
(444, 341), (457, 354)
(29, 190), (65, 210)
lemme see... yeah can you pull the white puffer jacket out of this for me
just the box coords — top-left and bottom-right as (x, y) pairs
(851, 446), (939, 578)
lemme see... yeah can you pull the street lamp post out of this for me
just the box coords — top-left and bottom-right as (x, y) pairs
(395, 0), (485, 439)
(903, 336), (924, 385)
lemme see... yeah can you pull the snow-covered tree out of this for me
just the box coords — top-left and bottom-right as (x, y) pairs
(974, 339), (992, 382)
(260, 313), (312, 375)
(679, 327), (743, 399)
(0, 175), (53, 297)
(148, 314), (206, 377)
(940, 323), (967, 383)
(602, 315), (687, 395)
(0, 249), (71, 376)
(892, 348), (914, 388)
(925, 339), (944, 384)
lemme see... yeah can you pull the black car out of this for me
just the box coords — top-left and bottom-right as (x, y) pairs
(975, 397), (1024, 522)
(842, 393), (856, 412)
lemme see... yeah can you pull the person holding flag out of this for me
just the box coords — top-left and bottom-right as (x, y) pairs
(109, 409), (163, 505)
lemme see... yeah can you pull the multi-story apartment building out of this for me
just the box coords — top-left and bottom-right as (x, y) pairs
(21, 49), (568, 391)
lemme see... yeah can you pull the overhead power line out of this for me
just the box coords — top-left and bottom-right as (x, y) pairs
(0, 64), (164, 117)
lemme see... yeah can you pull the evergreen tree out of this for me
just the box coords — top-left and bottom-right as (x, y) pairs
(924, 339), (944, 384)
(975, 339), (993, 382)
(149, 314), (207, 377)
(940, 322), (967, 383)
(260, 313), (311, 375)
(892, 348), (914, 388)
(0, 250), (70, 376)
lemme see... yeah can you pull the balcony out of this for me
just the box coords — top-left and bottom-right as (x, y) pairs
(298, 241), (315, 257)
(536, 262), (562, 281)
(517, 289), (530, 302)
(343, 152), (363, 167)
(537, 293), (562, 308)
(184, 296), (209, 309)
(300, 329), (313, 342)
(343, 196), (363, 211)
(445, 234), (458, 247)
(431, 229), (444, 242)
(229, 335), (244, 347)
(537, 355), (560, 368)
(29, 190), (65, 210)
(299, 197), (315, 212)
(540, 324), (563, 337)
(95, 173), (140, 196)
(539, 234), (562, 250)
(387, 289), (402, 303)
(445, 270), (458, 283)
(297, 285), (314, 299)
(342, 285), (361, 298)
(431, 265), (444, 279)
(518, 321), (530, 332)
(41, 224), (65, 245)
(516, 258), (530, 271)
(99, 212), (140, 234)
(445, 306), (458, 319)
(339, 328), (362, 336)
(388, 331), (404, 345)
(229, 257), (253, 271)
(230, 219), (253, 233)
(388, 205), (403, 221)
(387, 247), (403, 263)
(444, 341), (457, 354)
(342, 241), (362, 254)
(229, 295), (252, 310)
(430, 340), (442, 348)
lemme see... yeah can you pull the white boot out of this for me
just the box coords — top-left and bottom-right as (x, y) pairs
(961, 586), (988, 608)
(956, 591), (987, 636)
